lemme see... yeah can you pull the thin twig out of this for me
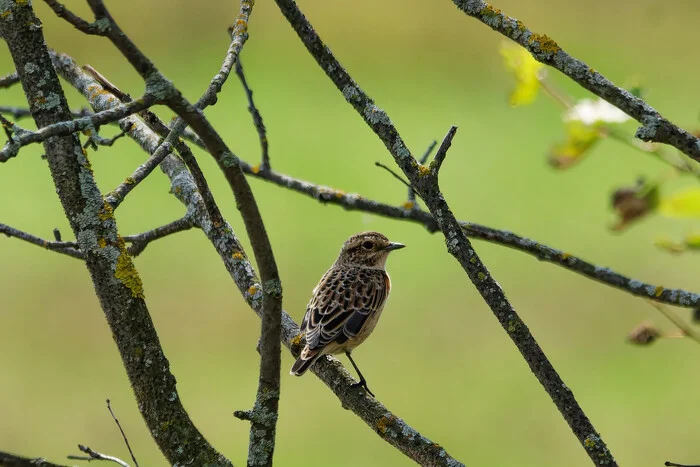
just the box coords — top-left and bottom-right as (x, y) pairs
(374, 161), (416, 194)
(42, 0), (105, 35)
(67, 445), (130, 467)
(0, 71), (19, 88)
(82, 124), (131, 150)
(235, 58), (270, 171)
(430, 126), (457, 175)
(105, 400), (139, 467)
(0, 223), (84, 259)
(646, 301), (700, 346)
(666, 462), (700, 467)
(104, 141), (173, 209)
(124, 217), (194, 257)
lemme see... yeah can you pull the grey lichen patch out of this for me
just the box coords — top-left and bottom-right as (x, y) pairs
(342, 85), (359, 103)
(77, 229), (99, 254)
(93, 17), (110, 33)
(99, 244), (121, 264)
(263, 279), (283, 298)
(220, 151), (239, 168)
(363, 103), (391, 126)
(247, 437), (275, 466)
(144, 71), (174, 101)
(392, 139), (411, 159)
(628, 279), (643, 289)
(24, 62), (39, 74)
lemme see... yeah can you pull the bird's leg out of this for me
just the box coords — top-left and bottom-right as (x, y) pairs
(345, 351), (374, 397)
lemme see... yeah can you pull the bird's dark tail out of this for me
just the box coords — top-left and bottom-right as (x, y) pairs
(290, 348), (322, 376)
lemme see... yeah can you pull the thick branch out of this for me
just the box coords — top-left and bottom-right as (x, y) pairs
(451, 0), (700, 161)
(273, 0), (616, 464)
(1, 3), (229, 466)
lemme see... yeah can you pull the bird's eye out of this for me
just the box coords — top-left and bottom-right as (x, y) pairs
(362, 241), (374, 250)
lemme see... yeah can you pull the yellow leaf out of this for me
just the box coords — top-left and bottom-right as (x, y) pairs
(684, 232), (700, 249)
(659, 187), (700, 218)
(499, 41), (543, 107)
(548, 121), (601, 169)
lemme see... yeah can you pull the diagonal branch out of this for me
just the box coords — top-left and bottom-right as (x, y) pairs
(2, 3), (230, 465)
(451, 0), (700, 161)
(273, 0), (617, 464)
(235, 58), (270, 171)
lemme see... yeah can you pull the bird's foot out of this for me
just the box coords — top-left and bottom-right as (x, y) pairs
(350, 379), (375, 397)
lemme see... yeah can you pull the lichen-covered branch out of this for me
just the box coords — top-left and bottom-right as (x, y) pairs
(0, 97), (155, 162)
(0, 2), (229, 465)
(51, 49), (463, 467)
(272, 0), (616, 464)
(451, 0), (700, 161)
(0, 450), (69, 467)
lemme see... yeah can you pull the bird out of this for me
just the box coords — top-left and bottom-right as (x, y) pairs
(290, 231), (405, 396)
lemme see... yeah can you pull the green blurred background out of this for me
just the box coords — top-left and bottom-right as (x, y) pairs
(2, 1), (699, 466)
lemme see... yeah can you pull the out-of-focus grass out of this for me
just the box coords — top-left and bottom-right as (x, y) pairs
(2, 1), (700, 466)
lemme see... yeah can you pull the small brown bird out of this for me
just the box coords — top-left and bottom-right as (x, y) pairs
(290, 231), (405, 396)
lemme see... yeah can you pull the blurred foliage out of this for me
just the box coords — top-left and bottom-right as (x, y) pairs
(2, 1), (700, 466)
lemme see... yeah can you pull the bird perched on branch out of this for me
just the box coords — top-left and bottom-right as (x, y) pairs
(290, 231), (405, 396)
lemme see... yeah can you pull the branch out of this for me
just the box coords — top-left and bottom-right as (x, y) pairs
(235, 58), (270, 171)
(0, 451), (69, 467)
(0, 104), (92, 120)
(67, 445), (130, 467)
(124, 216), (194, 257)
(0, 71), (19, 88)
(50, 48), (461, 467)
(0, 223), (84, 259)
(0, 96), (156, 162)
(451, 0), (700, 162)
(273, 0), (616, 464)
(3, 3), (229, 466)
(106, 400), (139, 467)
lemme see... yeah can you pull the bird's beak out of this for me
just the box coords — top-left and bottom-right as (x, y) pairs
(384, 242), (405, 251)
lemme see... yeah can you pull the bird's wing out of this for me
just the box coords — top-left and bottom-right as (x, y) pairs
(302, 267), (387, 350)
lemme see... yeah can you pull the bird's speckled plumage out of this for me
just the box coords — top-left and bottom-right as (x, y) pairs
(290, 232), (404, 394)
